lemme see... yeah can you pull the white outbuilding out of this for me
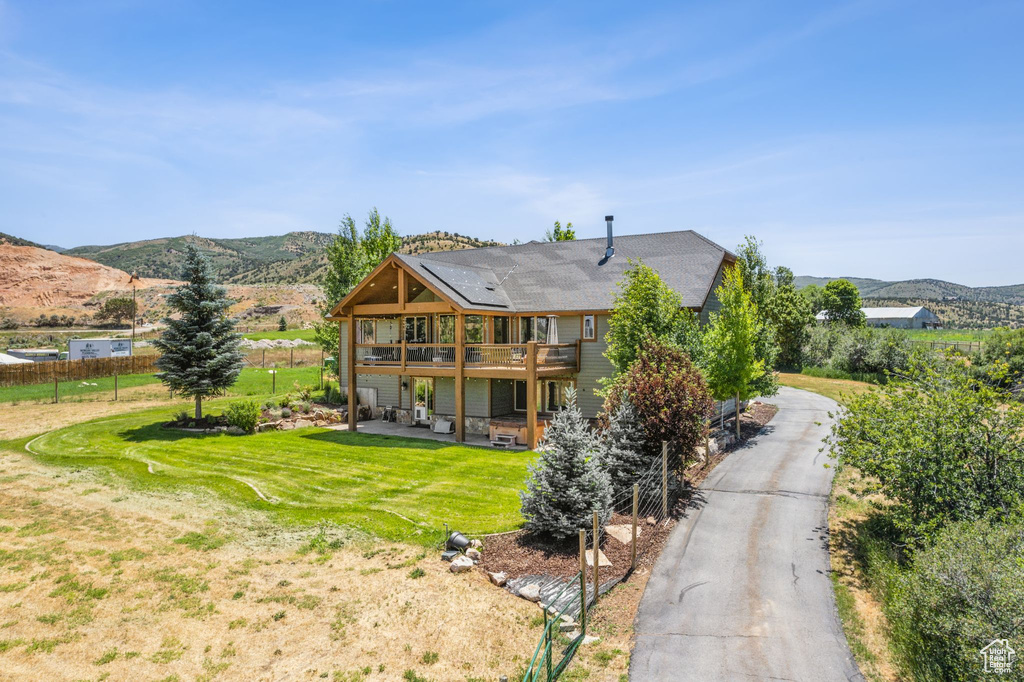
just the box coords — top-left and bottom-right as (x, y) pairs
(816, 306), (941, 329)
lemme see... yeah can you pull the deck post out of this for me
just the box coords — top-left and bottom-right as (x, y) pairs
(346, 314), (357, 431)
(455, 315), (465, 443)
(401, 339), (407, 372)
(526, 341), (538, 449)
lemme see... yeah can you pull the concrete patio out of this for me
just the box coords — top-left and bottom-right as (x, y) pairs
(330, 418), (531, 451)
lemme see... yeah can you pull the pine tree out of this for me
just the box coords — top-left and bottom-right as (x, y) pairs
(520, 388), (613, 539)
(154, 245), (245, 420)
(599, 396), (652, 503)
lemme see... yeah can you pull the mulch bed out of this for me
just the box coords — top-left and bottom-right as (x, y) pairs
(478, 401), (779, 581)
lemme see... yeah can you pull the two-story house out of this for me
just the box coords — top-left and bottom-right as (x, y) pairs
(327, 220), (735, 449)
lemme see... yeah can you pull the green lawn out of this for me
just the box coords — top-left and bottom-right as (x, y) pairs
(902, 328), (992, 342)
(242, 328), (316, 342)
(0, 366), (322, 404)
(10, 402), (531, 544)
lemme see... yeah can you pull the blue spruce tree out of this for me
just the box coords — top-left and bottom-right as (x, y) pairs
(154, 245), (244, 419)
(600, 396), (652, 503)
(520, 388), (612, 539)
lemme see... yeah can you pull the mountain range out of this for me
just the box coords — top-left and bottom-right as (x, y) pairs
(793, 276), (1024, 306)
(51, 231), (504, 285)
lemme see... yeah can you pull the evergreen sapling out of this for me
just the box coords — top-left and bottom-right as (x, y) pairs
(520, 388), (613, 539)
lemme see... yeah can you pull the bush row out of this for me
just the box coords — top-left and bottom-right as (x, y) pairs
(802, 324), (918, 376)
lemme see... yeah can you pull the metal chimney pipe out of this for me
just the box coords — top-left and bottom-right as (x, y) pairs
(604, 215), (615, 260)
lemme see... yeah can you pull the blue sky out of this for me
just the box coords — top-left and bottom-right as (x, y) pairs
(1, 1), (1022, 285)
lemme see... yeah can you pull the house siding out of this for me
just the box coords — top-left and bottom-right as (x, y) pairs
(699, 260), (729, 325)
(575, 314), (614, 419)
(434, 377), (490, 418)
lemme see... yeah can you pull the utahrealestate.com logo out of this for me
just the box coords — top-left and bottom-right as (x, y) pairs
(981, 639), (1016, 674)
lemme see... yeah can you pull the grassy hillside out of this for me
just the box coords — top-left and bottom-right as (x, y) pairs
(63, 230), (504, 284)
(795, 275), (1024, 305)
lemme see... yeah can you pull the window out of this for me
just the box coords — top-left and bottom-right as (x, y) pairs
(536, 317), (549, 344)
(404, 316), (428, 343)
(582, 315), (596, 341)
(465, 315), (485, 344)
(436, 315), (455, 343)
(514, 380), (575, 412)
(493, 316), (511, 344)
(519, 316), (535, 343)
(518, 316), (551, 343)
(356, 319), (375, 344)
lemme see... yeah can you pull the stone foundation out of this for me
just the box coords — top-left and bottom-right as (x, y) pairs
(430, 414), (490, 435)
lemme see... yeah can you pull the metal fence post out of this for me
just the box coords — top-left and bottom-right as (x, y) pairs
(631, 483), (639, 571)
(662, 441), (668, 518)
(592, 511), (599, 606)
(578, 530), (587, 631)
(114, 372), (118, 401)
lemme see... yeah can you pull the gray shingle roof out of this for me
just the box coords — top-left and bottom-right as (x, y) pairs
(396, 230), (733, 313)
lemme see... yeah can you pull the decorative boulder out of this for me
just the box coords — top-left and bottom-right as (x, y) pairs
(469, 539), (483, 549)
(278, 422), (295, 431)
(646, 516), (657, 526)
(487, 571), (507, 587)
(294, 419), (313, 429)
(465, 548), (482, 562)
(449, 555), (474, 574)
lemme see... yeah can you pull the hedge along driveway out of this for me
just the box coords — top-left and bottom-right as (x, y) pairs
(16, 405), (532, 544)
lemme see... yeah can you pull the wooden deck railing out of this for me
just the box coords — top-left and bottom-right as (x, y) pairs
(353, 341), (580, 371)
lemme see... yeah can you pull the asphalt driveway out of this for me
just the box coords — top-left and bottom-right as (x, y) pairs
(630, 386), (863, 681)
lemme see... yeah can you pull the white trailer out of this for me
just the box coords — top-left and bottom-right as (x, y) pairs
(68, 338), (133, 360)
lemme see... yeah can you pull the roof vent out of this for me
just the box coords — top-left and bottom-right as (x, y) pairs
(599, 215), (615, 265)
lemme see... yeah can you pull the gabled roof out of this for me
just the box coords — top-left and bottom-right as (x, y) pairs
(393, 230), (734, 313)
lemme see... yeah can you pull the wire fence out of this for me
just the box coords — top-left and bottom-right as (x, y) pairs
(521, 442), (691, 682)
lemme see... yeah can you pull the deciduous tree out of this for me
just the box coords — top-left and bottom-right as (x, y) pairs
(545, 220), (576, 242)
(704, 268), (765, 439)
(602, 338), (713, 463)
(821, 279), (865, 326)
(605, 260), (703, 374)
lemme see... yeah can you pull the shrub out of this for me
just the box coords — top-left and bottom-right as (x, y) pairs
(225, 400), (261, 434)
(973, 327), (1024, 398)
(599, 396), (652, 504)
(802, 323), (838, 367)
(830, 327), (874, 374)
(827, 359), (1024, 542)
(278, 316), (287, 332)
(520, 388), (612, 540)
(887, 517), (1024, 680)
(603, 338), (713, 463)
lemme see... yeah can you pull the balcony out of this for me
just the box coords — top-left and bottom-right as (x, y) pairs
(353, 341), (580, 376)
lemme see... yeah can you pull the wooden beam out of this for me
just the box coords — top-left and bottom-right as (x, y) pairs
(398, 267), (406, 312)
(351, 302), (453, 315)
(455, 315), (466, 443)
(526, 341), (538, 449)
(347, 314), (357, 431)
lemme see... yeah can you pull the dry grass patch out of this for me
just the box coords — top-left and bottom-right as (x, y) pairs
(0, 446), (542, 681)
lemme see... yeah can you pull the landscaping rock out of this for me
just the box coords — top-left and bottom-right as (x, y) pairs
(605, 524), (640, 545)
(646, 516), (657, 526)
(278, 422), (295, 431)
(558, 620), (578, 633)
(582, 634), (600, 645)
(294, 419), (313, 429)
(258, 422), (278, 432)
(469, 539), (483, 549)
(315, 420), (327, 427)
(518, 583), (542, 602)
(226, 426), (246, 436)
(584, 548), (612, 568)
(465, 548), (482, 562)
(449, 555), (474, 573)
(487, 571), (507, 587)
